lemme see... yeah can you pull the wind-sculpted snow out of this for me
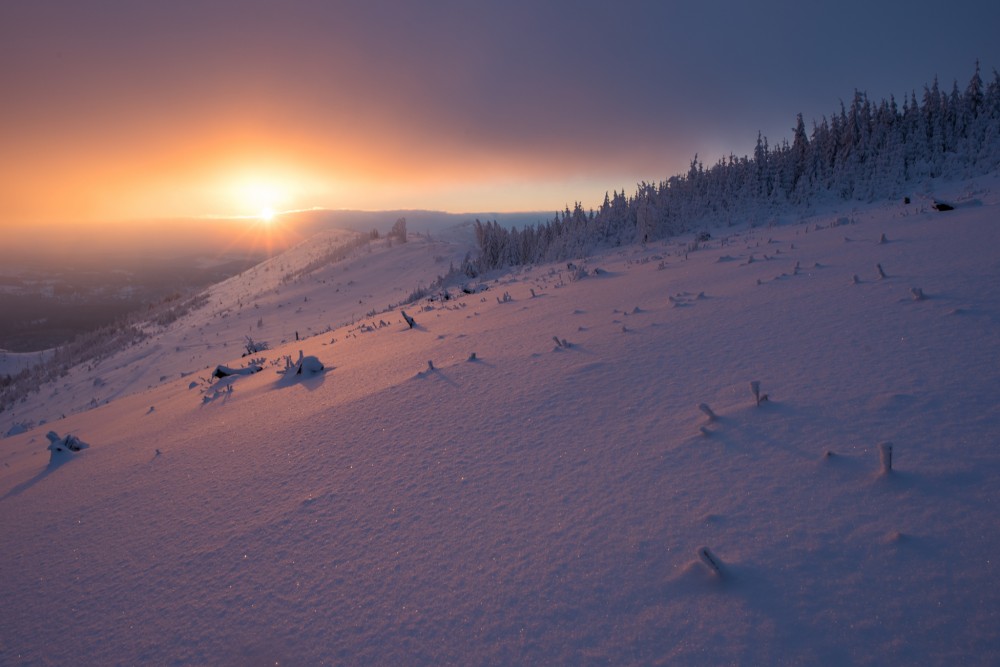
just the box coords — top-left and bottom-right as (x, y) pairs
(1, 175), (999, 664)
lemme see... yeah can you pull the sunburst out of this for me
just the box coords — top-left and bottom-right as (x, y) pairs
(258, 206), (276, 223)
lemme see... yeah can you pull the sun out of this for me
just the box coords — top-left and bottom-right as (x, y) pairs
(228, 175), (288, 223)
(258, 206), (276, 223)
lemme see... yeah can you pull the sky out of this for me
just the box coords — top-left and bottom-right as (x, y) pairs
(2, 0), (999, 234)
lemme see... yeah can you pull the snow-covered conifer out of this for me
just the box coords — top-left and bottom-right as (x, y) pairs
(389, 217), (408, 243)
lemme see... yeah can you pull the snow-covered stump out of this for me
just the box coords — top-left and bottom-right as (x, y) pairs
(697, 546), (725, 578)
(295, 350), (324, 375)
(401, 310), (416, 329)
(698, 403), (718, 422)
(910, 287), (926, 301)
(879, 442), (893, 474)
(46, 431), (89, 464)
(876, 263), (887, 280)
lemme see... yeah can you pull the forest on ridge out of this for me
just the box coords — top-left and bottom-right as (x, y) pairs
(472, 63), (1000, 271)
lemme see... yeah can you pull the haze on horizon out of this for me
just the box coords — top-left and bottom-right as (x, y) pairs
(3, 0), (999, 241)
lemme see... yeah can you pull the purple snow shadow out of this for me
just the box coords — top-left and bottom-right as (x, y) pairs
(2, 437), (86, 501)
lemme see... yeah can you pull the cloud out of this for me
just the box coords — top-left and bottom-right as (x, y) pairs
(2, 0), (1000, 223)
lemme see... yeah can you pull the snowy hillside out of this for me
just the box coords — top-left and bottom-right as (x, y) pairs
(2, 176), (999, 665)
(1, 228), (474, 435)
(0, 350), (49, 377)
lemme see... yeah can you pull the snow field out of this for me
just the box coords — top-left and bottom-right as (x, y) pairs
(1, 179), (999, 664)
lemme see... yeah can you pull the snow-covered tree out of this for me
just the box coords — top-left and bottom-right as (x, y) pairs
(468, 63), (1000, 272)
(389, 217), (408, 243)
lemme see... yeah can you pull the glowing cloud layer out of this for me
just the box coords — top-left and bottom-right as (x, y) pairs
(2, 0), (999, 228)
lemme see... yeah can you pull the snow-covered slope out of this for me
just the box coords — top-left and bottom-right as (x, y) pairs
(0, 350), (49, 377)
(1, 178), (999, 665)
(1, 228), (474, 433)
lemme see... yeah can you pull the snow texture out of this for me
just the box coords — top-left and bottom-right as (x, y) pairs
(1, 174), (1000, 665)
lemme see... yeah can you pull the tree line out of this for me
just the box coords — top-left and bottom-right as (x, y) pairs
(469, 63), (1000, 273)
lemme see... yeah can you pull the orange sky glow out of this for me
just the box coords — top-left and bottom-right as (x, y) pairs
(2, 1), (997, 241)
(2, 101), (655, 234)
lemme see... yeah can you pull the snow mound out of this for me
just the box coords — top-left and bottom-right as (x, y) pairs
(277, 350), (325, 378)
(45, 431), (90, 463)
(211, 364), (263, 379)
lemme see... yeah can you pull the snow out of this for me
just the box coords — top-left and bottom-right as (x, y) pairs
(0, 228), (473, 432)
(1, 176), (999, 664)
(0, 349), (49, 376)
(44, 431), (89, 465)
